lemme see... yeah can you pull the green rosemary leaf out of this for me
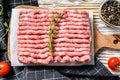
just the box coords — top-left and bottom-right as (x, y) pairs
(57, 13), (64, 19)
(51, 28), (54, 33)
(48, 40), (53, 54)
(51, 16), (56, 22)
(6, 29), (9, 32)
(0, 11), (3, 16)
(4, 22), (8, 28)
(0, 4), (3, 16)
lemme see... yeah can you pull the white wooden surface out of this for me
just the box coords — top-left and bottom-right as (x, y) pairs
(97, 49), (120, 76)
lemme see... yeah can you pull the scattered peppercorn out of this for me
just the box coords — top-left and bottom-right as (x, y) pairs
(101, 0), (120, 26)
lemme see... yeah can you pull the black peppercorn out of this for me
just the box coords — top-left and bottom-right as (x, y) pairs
(101, 0), (120, 26)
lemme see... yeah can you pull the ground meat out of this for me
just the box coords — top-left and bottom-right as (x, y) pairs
(17, 9), (91, 64)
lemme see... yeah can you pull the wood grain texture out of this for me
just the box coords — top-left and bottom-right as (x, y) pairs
(94, 27), (120, 53)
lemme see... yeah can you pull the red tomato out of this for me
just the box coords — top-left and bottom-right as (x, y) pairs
(108, 57), (120, 71)
(0, 62), (10, 76)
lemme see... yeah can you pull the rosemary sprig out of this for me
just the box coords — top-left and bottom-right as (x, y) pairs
(48, 13), (64, 55)
(48, 28), (53, 55)
(48, 16), (57, 55)
(0, 4), (9, 42)
(0, 22), (9, 42)
(0, 4), (8, 43)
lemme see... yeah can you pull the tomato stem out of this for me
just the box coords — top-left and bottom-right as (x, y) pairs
(115, 63), (120, 71)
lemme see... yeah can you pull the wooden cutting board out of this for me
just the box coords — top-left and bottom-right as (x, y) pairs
(7, 4), (120, 60)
